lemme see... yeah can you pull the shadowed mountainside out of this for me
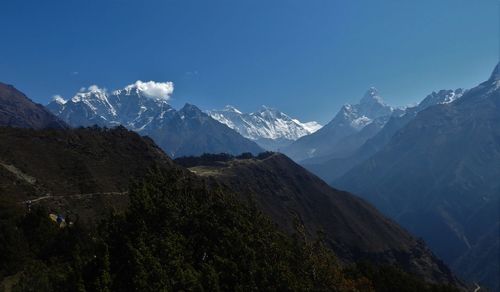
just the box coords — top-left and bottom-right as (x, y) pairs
(335, 65), (500, 290)
(0, 82), (67, 130)
(176, 153), (462, 287)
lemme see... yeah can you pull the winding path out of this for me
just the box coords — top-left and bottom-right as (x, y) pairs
(473, 283), (481, 292)
(20, 192), (128, 204)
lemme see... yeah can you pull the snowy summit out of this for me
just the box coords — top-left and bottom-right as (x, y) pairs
(208, 105), (321, 150)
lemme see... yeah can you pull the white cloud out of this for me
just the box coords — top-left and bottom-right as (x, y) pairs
(125, 80), (174, 100)
(51, 94), (67, 104)
(88, 85), (104, 92)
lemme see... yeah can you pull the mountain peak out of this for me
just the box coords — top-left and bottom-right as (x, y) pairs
(223, 105), (242, 114)
(71, 85), (107, 102)
(257, 105), (284, 120)
(180, 103), (203, 115)
(258, 105), (278, 113)
(208, 106), (321, 145)
(360, 87), (384, 105)
(488, 62), (500, 81)
(51, 95), (67, 105)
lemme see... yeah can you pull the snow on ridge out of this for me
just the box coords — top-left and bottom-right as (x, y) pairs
(47, 81), (180, 131)
(208, 106), (322, 141)
(351, 116), (372, 129)
(292, 119), (322, 133)
(441, 90), (464, 104)
(222, 105), (243, 114)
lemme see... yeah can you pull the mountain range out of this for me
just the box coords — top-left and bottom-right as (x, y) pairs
(47, 83), (263, 157)
(334, 65), (500, 290)
(282, 88), (402, 161)
(208, 105), (321, 150)
(304, 88), (465, 182)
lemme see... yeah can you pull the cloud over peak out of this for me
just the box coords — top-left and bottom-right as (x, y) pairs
(125, 80), (174, 100)
(88, 85), (105, 93)
(51, 94), (67, 104)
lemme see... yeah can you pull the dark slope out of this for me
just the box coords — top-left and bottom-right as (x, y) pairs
(178, 153), (461, 286)
(0, 127), (370, 291)
(0, 128), (461, 291)
(0, 126), (176, 222)
(335, 66), (500, 290)
(0, 83), (67, 129)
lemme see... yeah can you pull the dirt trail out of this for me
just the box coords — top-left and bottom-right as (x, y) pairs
(473, 283), (481, 292)
(20, 192), (128, 204)
(0, 162), (36, 184)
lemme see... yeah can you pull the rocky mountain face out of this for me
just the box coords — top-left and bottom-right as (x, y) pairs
(47, 83), (263, 157)
(304, 89), (465, 182)
(283, 88), (398, 161)
(0, 82), (67, 129)
(208, 105), (321, 151)
(335, 65), (500, 290)
(177, 153), (463, 287)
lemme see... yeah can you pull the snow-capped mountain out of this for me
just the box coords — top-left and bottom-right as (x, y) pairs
(47, 82), (263, 157)
(47, 82), (176, 131)
(303, 88), (466, 183)
(335, 64), (500, 290)
(208, 105), (321, 150)
(282, 87), (397, 161)
(416, 88), (465, 111)
(340, 87), (396, 129)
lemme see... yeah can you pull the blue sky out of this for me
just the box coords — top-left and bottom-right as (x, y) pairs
(0, 0), (498, 123)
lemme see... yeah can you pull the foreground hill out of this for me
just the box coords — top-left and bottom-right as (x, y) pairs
(0, 127), (360, 291)
(176, 153), (462, 286)
(0, 82), (67, 129)
(0, 127), (462, 291)
(335, 64), (500, 290)
(0, 126), (176, 223)
(47, 83), (263, 157)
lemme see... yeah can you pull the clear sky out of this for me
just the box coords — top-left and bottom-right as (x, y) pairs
(0, 0), (498, 123)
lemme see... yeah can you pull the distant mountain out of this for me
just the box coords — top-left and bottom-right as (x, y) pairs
(304, 89), (465, 182)
(283, 88), (397, 161)
(208, 105), (321, 150)
(176, 153), (462, 287)
(335, 64), (500, 290)
(47, 82), (263, 157)
(0, 82), (67, 129)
